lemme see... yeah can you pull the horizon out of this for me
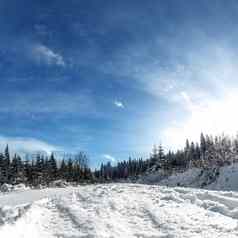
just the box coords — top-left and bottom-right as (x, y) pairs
(1, 131), (238, 169)
(1, 0), (238, 167)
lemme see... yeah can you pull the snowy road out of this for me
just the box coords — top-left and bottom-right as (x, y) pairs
(1, 184), (238, 237)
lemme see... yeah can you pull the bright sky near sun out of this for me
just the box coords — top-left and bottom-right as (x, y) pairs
(1, 0), (238, 167)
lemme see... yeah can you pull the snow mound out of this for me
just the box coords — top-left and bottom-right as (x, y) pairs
(0, 183), (29, 193)
(0, 204), (31, 225)
(13, 183), (29, 192)
(0, 184), (13, 193)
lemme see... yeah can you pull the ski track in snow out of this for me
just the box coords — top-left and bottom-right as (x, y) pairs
(1, 184), (238, 237)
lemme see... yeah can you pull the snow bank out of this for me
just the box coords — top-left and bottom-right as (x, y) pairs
(140, 162), (238, 191)
(160, 168), (202, 187)
(159, 167), (217, 188)
(207, 163), (238, 191)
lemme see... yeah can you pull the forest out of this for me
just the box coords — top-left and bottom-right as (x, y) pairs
(0, 133), (238, 186)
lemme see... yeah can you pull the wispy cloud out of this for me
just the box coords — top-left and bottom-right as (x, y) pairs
(101, 40), (238, 154)
(114, 100), (125, 108)
(0, 135), (59, 154)
(32, 44), (65, 67)
(102, 154), (116, 163)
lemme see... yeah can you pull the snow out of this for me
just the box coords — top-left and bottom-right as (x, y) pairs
(159, 168), (202, 187)
(207, 163), (238, 191)
(0, 184), (14, 193)
(49, 180), (70, 188)
(0, 187), (75, 207)
(138, 163), (238, 192)
(1, 184), (238, 237)
(0, 183), (29, 193)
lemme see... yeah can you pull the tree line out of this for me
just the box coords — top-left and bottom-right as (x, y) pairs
(0, 146), (92, 186)
(1, 133), (238, 185)
(94, 158), (148, 181)
(95, 133), (238, 181)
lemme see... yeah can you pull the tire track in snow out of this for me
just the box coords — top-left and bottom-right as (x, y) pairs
(44, 198), (82, 238)
(1, 184), (238, 237)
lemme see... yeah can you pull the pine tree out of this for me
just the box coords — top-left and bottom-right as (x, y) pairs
(10, 154), (18, 183)
(59, 159), (67, 179)
(48, 153), (57, 181)
(34, 154), (45, 184)
(66, 158), (73, 182)
(3, 145), (10, 182)
(200, 133), (206, 159)
(0, 153), (4, 183)
(150, 144), (158, 166)
(23, 158), (30, 185)
(158, 144), (164, 161)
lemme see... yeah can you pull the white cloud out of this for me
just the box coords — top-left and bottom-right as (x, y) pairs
(102, 154), (116, 163)
(0, 136), (59, 154)
(114, 100), (125, 108)
(32, 44), (65, 66)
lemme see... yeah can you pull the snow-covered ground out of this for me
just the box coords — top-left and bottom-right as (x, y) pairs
(1, 184), (238, 238)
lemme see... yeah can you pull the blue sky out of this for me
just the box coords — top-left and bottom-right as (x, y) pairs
(1, 0), (238, 167)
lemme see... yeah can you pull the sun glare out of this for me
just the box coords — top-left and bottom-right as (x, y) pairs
(163, 91), (238, 148)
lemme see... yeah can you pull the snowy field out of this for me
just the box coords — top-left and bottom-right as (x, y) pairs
(1, 184), (238, 238)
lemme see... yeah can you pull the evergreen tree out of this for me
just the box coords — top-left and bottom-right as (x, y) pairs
(3, 145), (10, 182)
(48, 153), (57, 181)
(200, 133), (206, 159)
(0, 153), (4, 183)
(59, 159), (67, 179)
(150, 144), (158, 166)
